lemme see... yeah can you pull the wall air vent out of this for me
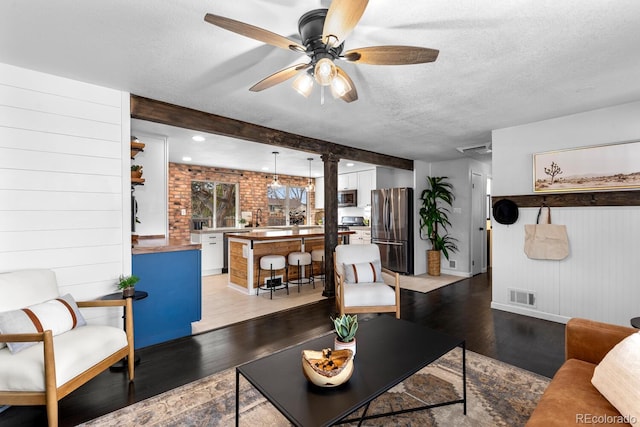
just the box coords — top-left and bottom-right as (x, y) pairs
(456, 143), (492, 155)
(449, 260), (456, 269)
(508, 288), (536, 308)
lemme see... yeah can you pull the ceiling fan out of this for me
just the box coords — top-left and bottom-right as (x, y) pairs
(204, 0), (439, 103)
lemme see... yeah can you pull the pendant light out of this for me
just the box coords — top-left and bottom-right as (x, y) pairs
(270, 151), (281, 188)
(306, 158), (315, 192)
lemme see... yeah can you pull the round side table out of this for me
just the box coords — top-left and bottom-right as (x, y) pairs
(102, 290), (148, 372)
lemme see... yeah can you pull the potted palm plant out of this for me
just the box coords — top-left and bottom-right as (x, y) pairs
(332, 314), (358, 356)
(419, 176), (459, 276)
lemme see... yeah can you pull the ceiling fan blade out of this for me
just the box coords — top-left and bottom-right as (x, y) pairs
(249, 63), (311, 92)
(322, 0), (369, 46)
(204, 13), (305, 53)
(334, 66), (358, 103)
(343, 46), (439, 65)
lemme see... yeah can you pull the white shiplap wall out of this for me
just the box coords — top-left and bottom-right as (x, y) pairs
(492, 101), (640, 326)
(0, 63), (130, 326)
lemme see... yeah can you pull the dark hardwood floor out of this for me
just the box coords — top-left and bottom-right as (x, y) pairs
(1, 271), (565, 426)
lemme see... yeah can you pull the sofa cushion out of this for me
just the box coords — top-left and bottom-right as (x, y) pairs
(343, 282), (396, 307)
(0, 269), (59, 312)
(591, 332), (640, 424)
(343, 260), (383, 284)
(0, 325), (127, 392)
(526, 358), (628, 427)
(0, 294), (87, 353)
(0, 269), (60, 351)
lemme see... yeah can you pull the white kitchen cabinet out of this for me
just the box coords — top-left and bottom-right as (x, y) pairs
(356, 169), (375, 207)
(349, 227), (371, 245)
(338, 172), (358, 190)
(191, 232), (224, 275)
(314, 177), (324, 209)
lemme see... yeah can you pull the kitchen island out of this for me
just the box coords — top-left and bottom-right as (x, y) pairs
(226, 228), (354, 294)
(131, 237), (202, 348)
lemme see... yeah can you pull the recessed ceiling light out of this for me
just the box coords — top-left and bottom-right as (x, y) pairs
(346, 162), (355, 167)
(192, 135), (205, 142)
(182, 156), (192, 162)
(261, 166), (270, 171)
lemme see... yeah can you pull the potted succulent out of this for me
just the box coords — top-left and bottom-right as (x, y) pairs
(117, 274), (139, 298)
(131, 165), (143, 179)
(332, 314), (358, 356)
(419, 176), (459, 276)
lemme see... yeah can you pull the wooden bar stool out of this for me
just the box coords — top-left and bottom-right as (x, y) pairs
(257, 255), (288, 299)
(287, 251), (313, 292)
(310, 248), (325, 283)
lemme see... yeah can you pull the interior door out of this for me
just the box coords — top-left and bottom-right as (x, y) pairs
(471, 172), (484, 275)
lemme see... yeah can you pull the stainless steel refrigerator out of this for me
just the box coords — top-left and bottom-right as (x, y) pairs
(371, 187), (413, 274)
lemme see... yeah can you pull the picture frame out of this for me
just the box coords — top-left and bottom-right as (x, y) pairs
(533, 140), (640, 193)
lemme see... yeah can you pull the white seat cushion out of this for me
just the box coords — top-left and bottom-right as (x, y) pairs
(0, 270), (59, 312)
(335, 245), (381, 278)
(343, 282), (396, 307)
(311, 249), (324, 262)
(260, 255), (286, 270)
(288, 252), (311, 266)
(0, 325), (127, 392)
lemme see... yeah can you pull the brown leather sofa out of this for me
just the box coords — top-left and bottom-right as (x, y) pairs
(526, 318), (636, 426)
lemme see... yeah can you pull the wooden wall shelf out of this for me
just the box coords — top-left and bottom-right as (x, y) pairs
(132, 178), (145, 185)
(131, 141), (145, 159)
(492, 190), (640, 208)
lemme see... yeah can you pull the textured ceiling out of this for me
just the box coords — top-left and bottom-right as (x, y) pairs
(2, 0), (640, 173)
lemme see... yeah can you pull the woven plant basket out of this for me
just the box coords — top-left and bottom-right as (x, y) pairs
(427, 250), (441, 276)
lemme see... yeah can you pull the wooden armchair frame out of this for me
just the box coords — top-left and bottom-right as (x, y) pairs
(334, 252), (401, 319)
(0, 298), (134, 427)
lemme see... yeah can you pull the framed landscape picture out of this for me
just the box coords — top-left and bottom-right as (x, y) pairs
(533, 140), (640, 192)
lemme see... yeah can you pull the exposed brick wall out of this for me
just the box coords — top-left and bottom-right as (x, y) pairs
(168, 163), (317, 241)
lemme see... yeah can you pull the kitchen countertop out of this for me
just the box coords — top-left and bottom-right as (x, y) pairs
(132, 237), (201, 254)
(191, 225), (325, 234)
(226, 228), (354, 241)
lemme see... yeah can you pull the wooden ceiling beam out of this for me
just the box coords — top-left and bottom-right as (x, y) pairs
(130, 95), (413, 171)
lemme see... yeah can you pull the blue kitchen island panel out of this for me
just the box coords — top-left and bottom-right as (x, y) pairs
(132, 249), (201, 349)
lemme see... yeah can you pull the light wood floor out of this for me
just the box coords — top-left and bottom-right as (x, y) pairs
(191, 274), (326, 334)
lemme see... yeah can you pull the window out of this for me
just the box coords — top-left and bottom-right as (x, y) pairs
(191, 181), (239, 229)
(267, 185), (308, 226)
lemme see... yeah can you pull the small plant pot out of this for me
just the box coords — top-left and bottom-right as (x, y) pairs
(334, 337), (356, 358)
(122, 287), (136, 298)
(131, 170), (143, 179)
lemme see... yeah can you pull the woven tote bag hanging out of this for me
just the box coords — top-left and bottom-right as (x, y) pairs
(524, 206), (569, 260)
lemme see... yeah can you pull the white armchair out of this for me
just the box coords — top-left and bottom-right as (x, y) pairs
(0, 269), (134, 427)
(334, 244), (400, 319)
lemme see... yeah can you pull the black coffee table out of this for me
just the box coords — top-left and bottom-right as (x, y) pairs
(235, 316), (466, 426)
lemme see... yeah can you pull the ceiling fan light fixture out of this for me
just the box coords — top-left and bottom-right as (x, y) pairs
(314, 57), (337, 86)
(330, 72), (351, 98)
(292, 72), (314, 98)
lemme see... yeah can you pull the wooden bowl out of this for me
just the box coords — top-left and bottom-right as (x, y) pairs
(301, 348), (354, 387)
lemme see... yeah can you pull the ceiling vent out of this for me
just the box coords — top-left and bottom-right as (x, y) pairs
(456, 143), (492, 155)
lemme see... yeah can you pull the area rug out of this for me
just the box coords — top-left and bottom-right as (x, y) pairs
(398, 273), (464, 293)
(79, 347), (549, 426)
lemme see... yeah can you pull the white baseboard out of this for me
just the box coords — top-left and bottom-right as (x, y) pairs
(491, 302), (570, 324)
(440, 268), (472, 278)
